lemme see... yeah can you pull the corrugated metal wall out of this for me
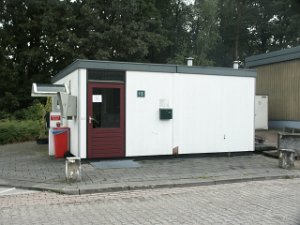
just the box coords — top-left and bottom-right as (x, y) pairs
(256, 59), (300, 120)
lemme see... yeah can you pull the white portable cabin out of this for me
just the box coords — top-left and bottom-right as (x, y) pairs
(48, 59), (256, 159)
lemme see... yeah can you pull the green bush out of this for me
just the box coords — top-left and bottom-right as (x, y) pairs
(13, 100), (46, 120)
(0, 120), (41, 145)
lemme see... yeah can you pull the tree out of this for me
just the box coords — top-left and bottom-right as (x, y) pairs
(154, 0), (192, 64)
(189, 0), (220, 66)
(269, 0), (300, 50)
(0, 0), (77, 116)
(213, 0), (253, 67)
(70, 0), (169, 62)
(213, 0), (298, 66)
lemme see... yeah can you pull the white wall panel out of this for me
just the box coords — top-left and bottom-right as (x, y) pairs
(126, 72), (255, 157)
(54, 69), (87, 158)
(126, 71), (174, 156)
(220, 76), (255, 152)
(174, 74), (255, 154)
(173, 74), (223, 154)
(78, 69), (87, 158)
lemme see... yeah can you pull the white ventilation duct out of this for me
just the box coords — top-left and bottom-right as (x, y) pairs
(31, 83), (69, 97)
(233, 60), (241, 69)
(186, 57), (194, 66)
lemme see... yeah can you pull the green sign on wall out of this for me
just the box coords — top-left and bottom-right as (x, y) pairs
(137, 90), (145, 97)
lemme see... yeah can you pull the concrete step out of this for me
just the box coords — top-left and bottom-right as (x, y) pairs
(255, 143), (277, 152)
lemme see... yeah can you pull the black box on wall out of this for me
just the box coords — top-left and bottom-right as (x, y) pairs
(159, 108), (173, 120)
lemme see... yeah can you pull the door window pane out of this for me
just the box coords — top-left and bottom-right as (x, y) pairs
(92, 88), (120, 128)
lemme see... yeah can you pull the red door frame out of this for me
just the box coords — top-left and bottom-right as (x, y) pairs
(87, 82), (125, 158)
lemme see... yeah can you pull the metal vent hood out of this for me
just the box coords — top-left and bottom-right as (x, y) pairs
(31, 83), (69, 97)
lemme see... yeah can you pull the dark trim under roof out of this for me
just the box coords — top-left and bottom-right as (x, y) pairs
(245, 45), (300, 68)
(51, 59), (256, 83)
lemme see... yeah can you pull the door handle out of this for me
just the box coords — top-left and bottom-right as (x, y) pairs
(89, 116), (100, 125)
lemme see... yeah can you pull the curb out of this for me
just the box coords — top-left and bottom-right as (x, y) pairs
(1, 174), (299, 195)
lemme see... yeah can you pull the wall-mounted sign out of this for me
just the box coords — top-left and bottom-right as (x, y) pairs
(50, 115), (61, 121)
(93, 95), (102, 102)
(49, 112), (61, 128)
(159, 99), (169, 108)
(137, 90), (145, 98)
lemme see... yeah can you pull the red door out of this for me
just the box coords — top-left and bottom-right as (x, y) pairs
(87, 82), (125, 158)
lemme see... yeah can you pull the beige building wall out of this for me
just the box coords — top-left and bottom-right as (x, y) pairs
(256, 59), (300, 120)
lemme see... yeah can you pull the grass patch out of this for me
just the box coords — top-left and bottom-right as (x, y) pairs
(0, 120), (41, 145)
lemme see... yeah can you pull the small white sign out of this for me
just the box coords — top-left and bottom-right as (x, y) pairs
(93, 95), (102, 103)
(159, 99), (169, 108)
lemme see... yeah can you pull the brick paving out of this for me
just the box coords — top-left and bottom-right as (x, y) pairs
(1, 141), (300, 194)
(0, 179), (300, 225)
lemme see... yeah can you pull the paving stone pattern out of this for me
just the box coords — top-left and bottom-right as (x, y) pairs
(0, 179), (300, 225)
(1, 142), (300, 193)
(0, 142), (65, 183)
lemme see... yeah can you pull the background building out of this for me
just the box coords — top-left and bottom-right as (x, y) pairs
(246, 45), (300, 129)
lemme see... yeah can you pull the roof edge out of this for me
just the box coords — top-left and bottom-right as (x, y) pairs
(177, 66), (256, 77)
(245, 45), (300, 68)
(52, 59), (256, 83)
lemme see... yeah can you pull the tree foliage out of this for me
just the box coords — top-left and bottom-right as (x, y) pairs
(0, 0), (299, 116)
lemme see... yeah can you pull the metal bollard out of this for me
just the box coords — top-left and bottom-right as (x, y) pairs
(278, 149), (295, 169)
(65, 157), (81, 182)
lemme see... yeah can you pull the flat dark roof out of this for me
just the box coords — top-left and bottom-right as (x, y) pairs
(245, 45), (300, 68)
(52, 59), (256, 83)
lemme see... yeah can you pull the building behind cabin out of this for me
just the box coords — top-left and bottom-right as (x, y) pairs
(246, 45), (300, 128)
